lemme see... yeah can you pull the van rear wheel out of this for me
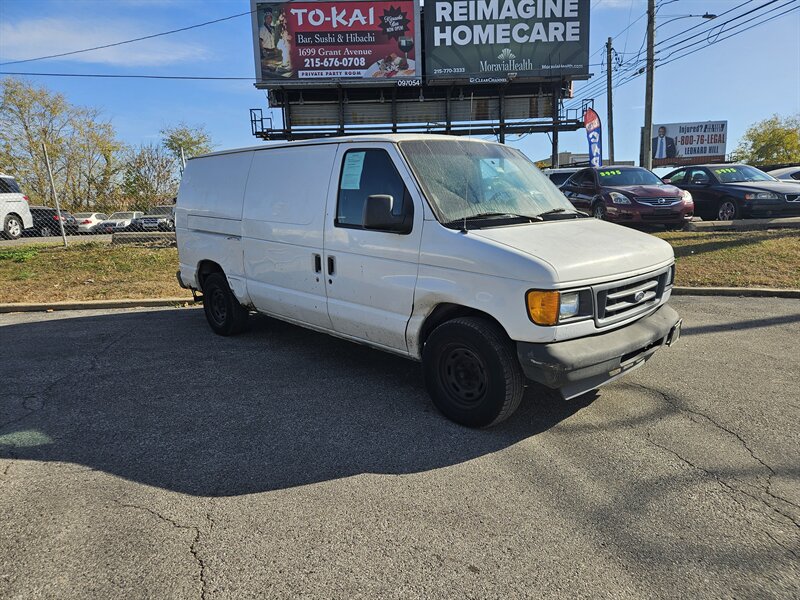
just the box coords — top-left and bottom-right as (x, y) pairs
(202, 273), (249, 336)
(423, 317), (524, 428)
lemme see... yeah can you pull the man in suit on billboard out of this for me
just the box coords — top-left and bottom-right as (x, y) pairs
(652, 126), (677, 160)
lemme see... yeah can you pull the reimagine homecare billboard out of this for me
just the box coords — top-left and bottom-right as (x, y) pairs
(425, 0), (590, 84)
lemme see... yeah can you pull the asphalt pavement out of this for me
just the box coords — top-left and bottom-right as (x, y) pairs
(1, 296), (798, 598)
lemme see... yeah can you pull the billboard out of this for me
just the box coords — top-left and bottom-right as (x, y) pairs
(424, 0), (590, 84)
(251, 0), (421, 86)
(651, 121), (728, 167)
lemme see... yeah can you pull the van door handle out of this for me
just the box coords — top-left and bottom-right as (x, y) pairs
(313, 254), (322, 273)
(327, 256), (335, 275)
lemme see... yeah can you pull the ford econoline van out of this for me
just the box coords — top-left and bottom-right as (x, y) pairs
(176, 135), (681, 427)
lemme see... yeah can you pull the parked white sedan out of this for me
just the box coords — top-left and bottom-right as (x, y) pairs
(95, 211), (143, 234)
(73, 212), (108, 234)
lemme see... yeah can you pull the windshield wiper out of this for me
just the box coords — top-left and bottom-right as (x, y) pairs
(535, 208), (588, 219)
(444, 212), (542, 230)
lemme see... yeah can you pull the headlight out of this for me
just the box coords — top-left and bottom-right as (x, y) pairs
(744, 192), (779, 200)
(666, 265), (675, 286)
(526, 290), (559, 326)
(559, 292), (580, 320)
(526, 290), (585, 325)
(681, 190), (693, 203)
(609, 191), (631, 204)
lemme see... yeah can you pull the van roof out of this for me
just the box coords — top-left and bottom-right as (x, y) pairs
(191, 133), (500, 160)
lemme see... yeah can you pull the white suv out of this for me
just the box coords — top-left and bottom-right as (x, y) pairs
(0, 173), (33, 240)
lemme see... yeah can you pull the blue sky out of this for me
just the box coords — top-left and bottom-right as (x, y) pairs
(1, 0), (798, 164)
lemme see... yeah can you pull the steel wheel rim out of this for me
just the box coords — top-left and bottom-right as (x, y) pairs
(718, 202), (736, 221)
(209, 288), (227, 325)
(439, 344), (488, 408)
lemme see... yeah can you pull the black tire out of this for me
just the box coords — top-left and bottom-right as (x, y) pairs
(202, 272), (249, 336)
(423, 317), (525, 428)
(716, 199), (738, 221)
(2, 214), (23, 240)
(592, 201), (607, 220)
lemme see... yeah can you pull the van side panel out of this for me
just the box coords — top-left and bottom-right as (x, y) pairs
(242, 144), (338, 329)
(176, 151), (254, 300)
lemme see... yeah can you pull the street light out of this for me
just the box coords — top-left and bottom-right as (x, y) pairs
(642, 3), (717, 169)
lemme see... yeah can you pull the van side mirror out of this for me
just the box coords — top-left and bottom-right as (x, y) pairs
(363, 194), (411, 233)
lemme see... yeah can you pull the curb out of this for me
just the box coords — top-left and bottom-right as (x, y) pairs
(0, 297), (197, 313)
(684, 217), (800, 232)
(1, 288), (798, 313)
(672, 287), (800, 298)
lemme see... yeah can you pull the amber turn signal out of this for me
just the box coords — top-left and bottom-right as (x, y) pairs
(526, 290), (560, 326)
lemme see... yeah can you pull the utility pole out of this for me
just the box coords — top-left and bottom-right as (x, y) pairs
(642, 0), (656, 169)
(606, 37), (615, 164)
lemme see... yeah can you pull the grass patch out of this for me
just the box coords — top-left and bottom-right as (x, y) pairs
(654, 229), (800, 289)
(0, 229), (797, 304)
(0, 243), (190, 303)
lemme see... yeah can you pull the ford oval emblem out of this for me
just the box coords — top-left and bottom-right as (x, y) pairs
(634, 291), (646, 302)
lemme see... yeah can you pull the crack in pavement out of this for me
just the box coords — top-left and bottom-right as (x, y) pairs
(627, 382), (800, 517)
(112, 500), (211, 600)
(627, 381), (800, 546)
(643, 434), (800, 560)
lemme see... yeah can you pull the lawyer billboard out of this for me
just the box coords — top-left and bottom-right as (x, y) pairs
(251, 0), (421, 86)
(651, 120), (728, 167)
(425, 0), (590, 84)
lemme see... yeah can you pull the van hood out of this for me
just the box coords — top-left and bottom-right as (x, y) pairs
(470, 218), (674, 284)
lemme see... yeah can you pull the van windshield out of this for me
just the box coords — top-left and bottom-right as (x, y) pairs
(399, 139), (578, 226)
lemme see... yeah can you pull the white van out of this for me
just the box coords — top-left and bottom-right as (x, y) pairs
(1, 173), (33, 240)
(176, 135), (681, 427)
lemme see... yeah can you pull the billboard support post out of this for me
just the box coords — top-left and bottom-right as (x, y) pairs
(551, 84), (560, 168)
(499, 87), (506, 144)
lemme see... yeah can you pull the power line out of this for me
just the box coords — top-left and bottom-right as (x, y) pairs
(564, 0), (797, 110)
(0, 9), (254, 66)
(0, 72), (255, 80)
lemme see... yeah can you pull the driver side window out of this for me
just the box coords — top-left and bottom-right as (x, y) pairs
(688, 169), (710, 184)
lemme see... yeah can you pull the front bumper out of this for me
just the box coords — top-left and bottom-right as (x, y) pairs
(516, 304), (681, 399)
(607, 204), (692, 224)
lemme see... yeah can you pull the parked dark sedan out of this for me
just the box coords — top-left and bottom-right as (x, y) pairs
(24, 206), (78, 237)
(664, 164), (800, 221)
(560, 166), (694, 228)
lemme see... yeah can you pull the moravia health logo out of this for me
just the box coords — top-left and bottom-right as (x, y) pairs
(497, 48), (516, 60)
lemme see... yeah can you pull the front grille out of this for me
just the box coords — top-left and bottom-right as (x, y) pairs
(787, 194), (799, 202)
(634, 197), (681, 206)
(641, 213), (682, 221)
(594, 267), (670, 327)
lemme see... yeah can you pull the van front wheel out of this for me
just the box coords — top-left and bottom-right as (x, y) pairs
(202, 273), (249, 336)
(423, 317), (524, 428)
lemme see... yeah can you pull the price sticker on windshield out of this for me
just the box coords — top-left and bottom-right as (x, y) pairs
(715, 168), (736, 174)
(599, 169), (622, 177)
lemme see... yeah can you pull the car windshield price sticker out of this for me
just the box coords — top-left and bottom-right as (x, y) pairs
(600, 170), (622, 177)
(341, 152), (366, 189)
